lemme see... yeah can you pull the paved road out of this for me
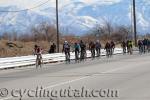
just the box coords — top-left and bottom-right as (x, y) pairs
(0, 53), (150, 100)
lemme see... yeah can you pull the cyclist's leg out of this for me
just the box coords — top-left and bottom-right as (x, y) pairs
(109, 48), (111, 56)
(123, 47), (125, 54)
(131, 47), (133, 54)
(77, 50), (80, 61)
(109, 48), (111, 57)
(109, 49), (111, 57)
(36, 54), (41, 68)
(36, 57), (38, 68)
(91, 49), (93, 58)
(96, 49), (98, 57)
(107, 49), (110, 57)
(84, 50), (87, 60)
(75, 50), (77, 62)
(98, 49), (100, 57)
(127, 47), (129, 54)
(91, 49), (94, 58)
(80, 50), (83, 61)
(100, 49), (101, 57)
(141, 46), (143, 54)
(112, 48), (114, 55)
(124, 48), (126, 54)
(77, 51), (79, 60)
(38, 59), (41, 68)
(93, 49), (95, 58)
(98, 48), (101, 57)
(148, 45), (150, 52)
(39, 55), (42, 68)
(65, 53), (69, 64)
(68, 51), (70, 62)
(75, 50), (79, 62)
(144, 45), (146, 53)
(129, 47), (131, 54)
(65, 52), (68, 62)
(140, 46), (142, 54)
(129, 47), (132, 55)
(92, 49), (95, 58)
(106, 49), (108, 57)
(80, 51), (82, 61)
(92, 49), (94, 58)
(81, 50), (85, 61)
(96, 48), (99, 57)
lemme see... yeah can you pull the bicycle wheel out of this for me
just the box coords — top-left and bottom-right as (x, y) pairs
(38, 59), (42, 68)
(36, 59), (38, 68)
(36, 55), (42, 68)
(65, 53), (70, 64)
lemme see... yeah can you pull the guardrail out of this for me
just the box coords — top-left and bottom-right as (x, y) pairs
(0, 48), (123, 69)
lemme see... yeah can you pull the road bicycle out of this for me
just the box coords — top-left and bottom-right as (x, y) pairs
(36, 54), (43, 68)
(65, 52), (70, 64)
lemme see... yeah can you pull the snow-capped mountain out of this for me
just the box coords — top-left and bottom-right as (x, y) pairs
(0, 0), (149, 35)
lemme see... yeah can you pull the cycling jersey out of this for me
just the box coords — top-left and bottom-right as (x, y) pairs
(34, 47), (42, 55)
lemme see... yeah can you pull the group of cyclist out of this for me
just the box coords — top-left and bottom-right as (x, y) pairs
(33, 38), (150, 67)
(89, 40), (101, 58)
(138, 38), (150, 54)
(121, 38), (150, 55)
(121, 40), (133, 55)
(104, 41), (115, 57)
(62, 40), (87, 63)
(62, 40), (116, 63)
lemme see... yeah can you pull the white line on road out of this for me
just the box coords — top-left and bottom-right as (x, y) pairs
(0, 61), (136, 100)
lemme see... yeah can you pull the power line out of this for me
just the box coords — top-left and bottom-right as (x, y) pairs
(0, 0), (51, 12)
(0, 0), (147, 13)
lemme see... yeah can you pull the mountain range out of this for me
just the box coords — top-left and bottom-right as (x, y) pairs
(0, 0), (149, 35)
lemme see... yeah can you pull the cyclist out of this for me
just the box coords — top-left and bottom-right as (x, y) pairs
(142, 38), (148, 53)
(148, 39), (150, 52)
(121, 40), (127, 54)
(89, 41), (96, 59)
(110, 41), (115, 56)
(126, 40), (130, 53)
(105, 42), (111, 57)
(62, 41), (70, 63)
(95, 40), (101, 57)
(80, 40), (86, 61)
(128, 40), (133, 55)
(138, 40), (143, 54)
(49, 43), (56, 53)
(74, 42), (80, 62)
(34, 45), (43, 68)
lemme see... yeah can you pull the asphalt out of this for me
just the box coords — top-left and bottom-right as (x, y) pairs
(0, 52), (150, 100)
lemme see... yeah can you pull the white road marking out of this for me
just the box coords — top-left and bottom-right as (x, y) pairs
(0, 60), (138, 100)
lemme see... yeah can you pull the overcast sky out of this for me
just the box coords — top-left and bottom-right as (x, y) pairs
(0, 0), (122, 10)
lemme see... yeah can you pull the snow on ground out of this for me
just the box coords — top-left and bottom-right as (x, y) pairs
(0, 48), (122, 69)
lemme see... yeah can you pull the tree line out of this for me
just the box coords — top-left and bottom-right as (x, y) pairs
(0, 21), (150, 44)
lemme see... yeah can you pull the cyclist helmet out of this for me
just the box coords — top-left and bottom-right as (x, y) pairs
(35, 45), (38, 48)
(64, 41), (68, 44)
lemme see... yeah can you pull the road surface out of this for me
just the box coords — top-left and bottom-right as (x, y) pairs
(0, 52), (150, 100)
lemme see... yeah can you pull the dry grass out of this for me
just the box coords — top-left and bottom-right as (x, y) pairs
(0, 39), (121, 58)
(0, 40), (51, 57)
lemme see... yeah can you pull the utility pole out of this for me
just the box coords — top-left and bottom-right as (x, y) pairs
(133, 0), (137, 46)
(56, 0), (60, 52)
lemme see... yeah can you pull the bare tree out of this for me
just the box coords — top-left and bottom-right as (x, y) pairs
(31, 22), (57, 43)
(1, 32), (11, 40)
(87, 20), (132, 43)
